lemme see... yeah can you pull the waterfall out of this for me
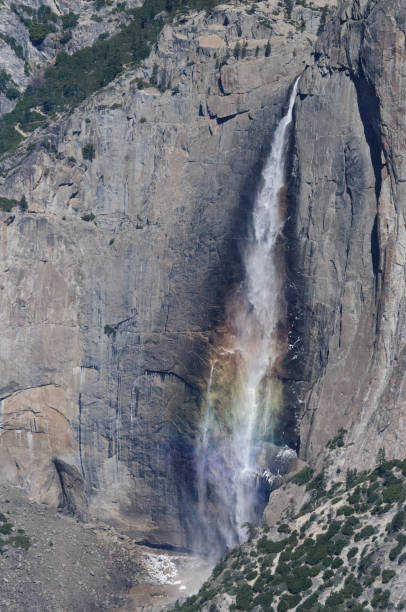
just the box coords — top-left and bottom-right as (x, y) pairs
(195, 78), (300, 555)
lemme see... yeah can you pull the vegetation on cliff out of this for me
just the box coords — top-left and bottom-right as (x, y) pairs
(0, 0), (228, 157)
(174, 456), (406, 611)
(0, 512), (30, 551)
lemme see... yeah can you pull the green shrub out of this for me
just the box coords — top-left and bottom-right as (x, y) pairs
(297, 593), (318, 611)
(212, 560), (225, 579)
(235, 582), (252, 610)
(81, 213), (95, 222)
(252, 575), (266, 593)
(254, 591), (274, 607)
(327, 428), (347, 449)
(291, 467), (314, 486)
(355, 525), (375, 541)
(347, 547), (358, 559)
(113, 1), (127, 12)
(28, 21), (56, 46)
(276, 561), (289, 576)
(342, 575), (362, 598)
(306, 471), (325, 498)
(0, 69), (11, 93)
(299, 502), (313, 516)
(82, 143), (95, 161)
(348, 487), (362, 505)
(9, 534), (30, 549)
(257, 537), (288, 554)
(371, 588), (390, 609)
(358, 552), (373, 575)
(245, 569), (257, 581)
(337, 505), (355, 517)
(61, 12), (79, 29)
(305, 542), (328, 565)
(5, 87), (20, 100)
(322, 555), (333, 567)
(342, 516), (360, 536)
(383, 482), (406, 504)
(331, 556), (344, 568)
(346, 468), (358, 490)
(279, 547), (294, 563)
(387, 509), (406, 533)
(280, 594), (300, 609)
(381, 569), (395, 583)
(325, 590), (344, 606)
(286, 566), (312, 594)
(0, 196), (18, 211)
(0, 523), (13, 535)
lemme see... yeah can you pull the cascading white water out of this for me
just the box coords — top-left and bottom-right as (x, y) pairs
(196, 78), (300, 555)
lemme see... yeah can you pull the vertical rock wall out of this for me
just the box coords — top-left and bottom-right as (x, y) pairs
(285, 0), (406, 472)
(0, 1), (318, 547)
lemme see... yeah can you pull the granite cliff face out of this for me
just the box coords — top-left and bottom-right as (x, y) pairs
(1, 0), (405, 562)
(0, 0), (328, 549)
(0, 0), (141, 116)
(284, 0), (406, 476)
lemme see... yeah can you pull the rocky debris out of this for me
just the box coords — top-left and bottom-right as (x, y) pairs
(0, 482), (214, 611)
(0, 484), (136, 611)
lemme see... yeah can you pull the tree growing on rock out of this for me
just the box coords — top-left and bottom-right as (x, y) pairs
(265, 40), (271, 57)
(284, 0), (294, 19)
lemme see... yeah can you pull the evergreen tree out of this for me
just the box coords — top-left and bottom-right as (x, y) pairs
(19, 195), (28, 211)
(346, 468), (358, 490)
(265, 39), (271, 57)
(377, 447), (386, 467)
(284, 0), (294, 19)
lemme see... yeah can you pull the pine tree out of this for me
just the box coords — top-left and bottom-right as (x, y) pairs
(19, 195), (28, 211)
(265, 40), (271, 57)
(377, 447), (386, 467)
(284, 0), (294, 19)
(346, 468), (358, 490)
